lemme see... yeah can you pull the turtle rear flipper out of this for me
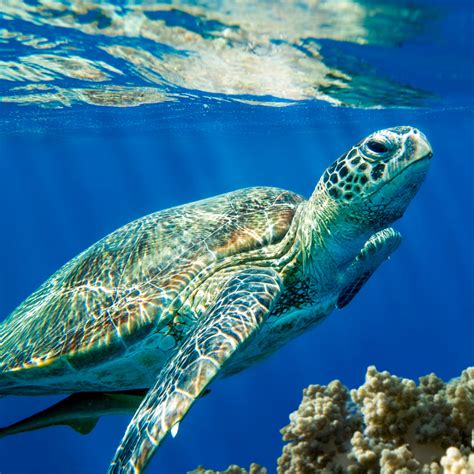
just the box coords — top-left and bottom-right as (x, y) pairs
(108, 267), (282, 474)
(0, 390), (148, 439)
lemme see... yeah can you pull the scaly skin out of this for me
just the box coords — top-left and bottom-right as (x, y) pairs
(0, 126), (432, 473)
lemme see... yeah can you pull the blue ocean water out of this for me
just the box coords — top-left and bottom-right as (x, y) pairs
(0, 0), (473, 473)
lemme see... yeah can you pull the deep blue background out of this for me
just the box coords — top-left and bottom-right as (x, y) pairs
(0, 1), (473, 473)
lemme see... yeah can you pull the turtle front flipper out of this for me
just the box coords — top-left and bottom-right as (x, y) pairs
(337, 228), (401, 309)
(108, 267), (283, 474)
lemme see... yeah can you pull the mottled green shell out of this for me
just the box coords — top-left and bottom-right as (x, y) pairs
(0, 187), (303, 373)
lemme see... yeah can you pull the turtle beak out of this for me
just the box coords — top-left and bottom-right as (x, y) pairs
(383, 127), (432, 181)
(412, 129), (433, 161)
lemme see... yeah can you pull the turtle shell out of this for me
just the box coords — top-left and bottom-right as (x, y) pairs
(0, 187), (303, 377)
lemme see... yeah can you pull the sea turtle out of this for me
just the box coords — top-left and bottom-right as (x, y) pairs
(0, 126), (432, 473)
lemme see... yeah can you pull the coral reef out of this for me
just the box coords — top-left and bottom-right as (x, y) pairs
(279, 366), (474, 473)
(192, 366), (474, 474)
(278, 380), (362, 473)
(189, 464), (266, 474)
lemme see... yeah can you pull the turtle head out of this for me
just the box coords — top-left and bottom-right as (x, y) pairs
(320, 126), (432, 229)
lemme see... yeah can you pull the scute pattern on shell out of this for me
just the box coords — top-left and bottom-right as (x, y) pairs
(0, 187), (303, 374)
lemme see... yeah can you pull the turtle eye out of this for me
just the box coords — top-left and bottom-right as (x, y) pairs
(366, 139), (389, 154)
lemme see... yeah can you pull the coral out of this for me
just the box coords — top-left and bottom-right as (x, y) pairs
(441, 447), (474, 474)
(192, 366), (473, 473)
(188, 464), (266, 474)
(279, 366), (474, 473)
(278, 380), (362, 473)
